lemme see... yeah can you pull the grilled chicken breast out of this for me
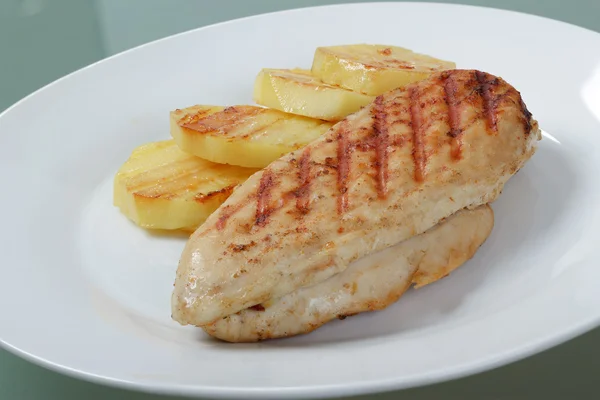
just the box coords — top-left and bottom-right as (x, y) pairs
(172, 69), (541, 327)
(204, 205), (493, 342)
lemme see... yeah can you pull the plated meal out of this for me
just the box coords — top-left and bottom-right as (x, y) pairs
(6, 2), (600, 398)
(114, 44), (541, 342)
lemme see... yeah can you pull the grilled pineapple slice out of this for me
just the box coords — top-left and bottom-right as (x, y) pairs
(253, 68), (374, 121)
(311, 44), (456, 96)
(170, 104), (333, 168)
(114, 140), (257, 231)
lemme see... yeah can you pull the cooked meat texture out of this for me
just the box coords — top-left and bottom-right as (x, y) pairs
(203, 205), (494, 342)
(172, 69), (541, 327)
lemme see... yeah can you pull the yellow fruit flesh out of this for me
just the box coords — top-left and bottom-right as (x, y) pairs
(113, 140), (258, 231)
(253, 68), (374, 121)
(170, 104), (333, 168)
(311, 44), (456, 96)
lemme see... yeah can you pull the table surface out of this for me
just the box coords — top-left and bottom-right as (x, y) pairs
(1, 0), (600, 399)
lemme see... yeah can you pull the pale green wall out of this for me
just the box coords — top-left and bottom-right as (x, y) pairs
(2, 0), (600, 112)
(0, 0), (104, 111)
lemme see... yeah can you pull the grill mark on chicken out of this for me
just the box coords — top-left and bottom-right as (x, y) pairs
(409, 87), (426, 182)
(449, 92), (515, 141)
(442, 72), (463, 160)
(172, 70), (542, 331)
(371, 96), (390, 198)
(295, 148), (312, 214)
(215, 72), (528, 233)
(336, 121), (352, 213)
(255, 170), (276, 227)
(229, 241), (257, 252)
(216, 203), (244, 230)
(475, 71), (498, 135)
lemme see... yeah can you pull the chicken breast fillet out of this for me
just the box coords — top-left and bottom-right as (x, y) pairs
(172, 69), (541, 327)
(204, 205), (494, 342)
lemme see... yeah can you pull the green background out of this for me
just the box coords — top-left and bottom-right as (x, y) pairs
(1, 0), (599, 399)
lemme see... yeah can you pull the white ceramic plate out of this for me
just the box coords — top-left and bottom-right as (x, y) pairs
(1, 2), (600, 399)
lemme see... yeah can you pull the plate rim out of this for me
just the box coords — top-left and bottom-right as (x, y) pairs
(2, 2), (600, 399)
(2, 0), (599, 120)
(2, 315), (600, 399)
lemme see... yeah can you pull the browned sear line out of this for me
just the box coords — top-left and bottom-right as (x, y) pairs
(409, 87), (426, 182)
(216, 203), (243, 230)
(194, 185), (235, 203)
(182, 106), (265, 134)
(442, 73), (463, 160)
(475, 71), (498, 134)
(519, 95), (533, 133)
(295, 147), (312, 214)
(336, 122), (352, 214)
(371, 95), (390, 198)
(229, 241), (257, 252)
(177, 108), (214, 126)
(242, 117), (284, 139)
(255, 170), (276, 227)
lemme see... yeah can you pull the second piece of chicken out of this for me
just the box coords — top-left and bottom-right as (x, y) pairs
(203, 205), (494, 342)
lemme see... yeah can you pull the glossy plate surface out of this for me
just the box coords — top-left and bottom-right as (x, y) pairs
(1, 2), (600, 399)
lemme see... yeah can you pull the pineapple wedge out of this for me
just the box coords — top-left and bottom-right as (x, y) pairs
(170, 104), (333, 168)
(114, 140), (257, 231)
(311, 44), (456, 96)
(253, 68), (374, 121)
